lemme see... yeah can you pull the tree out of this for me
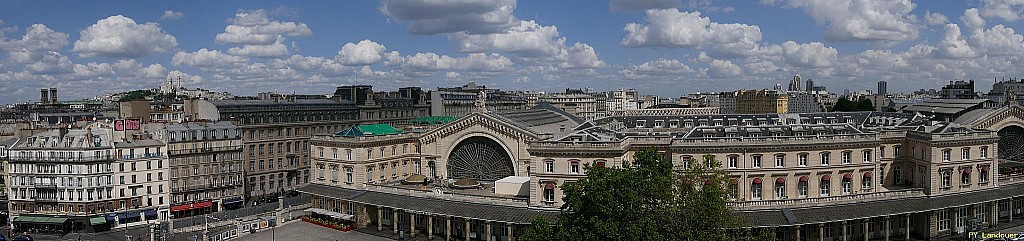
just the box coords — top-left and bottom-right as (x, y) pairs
(855, 98), (874, 111)
(521, 149), (775, 241)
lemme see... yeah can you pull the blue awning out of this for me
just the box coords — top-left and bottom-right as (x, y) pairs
(117, 213), (127, 220)
(105, 214), (116, 222)
(144, 209), (157, 218)
(223, 197), (243, 205)
(126, 211), (141, 219)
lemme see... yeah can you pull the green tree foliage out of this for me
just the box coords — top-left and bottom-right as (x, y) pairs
(521, 149), (775, 241)
(832, 97), (875, 112)
(118, 90), (153, 102)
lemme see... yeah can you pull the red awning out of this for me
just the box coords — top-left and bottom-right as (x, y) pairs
(595, 161), (605, 168)
(863, 172), (872, 178)
(729, 178), (738, 185)
(799, 176), (808, 182)
(981, 167), (989, 173)
(170, 201), (214, 212)
(843, 173), (852, 180)
(963, 168), (972, 174)
(544, 183), (555, 189)
(821, 175), (831, 181)
(775, 177), (785, 184)
(752, 177), (763, 184)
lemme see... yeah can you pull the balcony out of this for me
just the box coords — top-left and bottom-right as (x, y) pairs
(9, 155), (115, 163)
(32, 182), (58, 189)
(168, 146), (243, 156)
(32, 195), (58, 202)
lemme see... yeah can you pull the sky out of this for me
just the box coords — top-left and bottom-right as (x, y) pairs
(1, 0), (1024, 104)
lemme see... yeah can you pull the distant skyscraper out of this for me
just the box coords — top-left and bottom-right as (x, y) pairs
(806, 79), (814, 93)
(878, 81), (887, 96)
(788, 75), (802, 91)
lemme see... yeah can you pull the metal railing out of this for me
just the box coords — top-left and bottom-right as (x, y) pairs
(730, 188), (925, 210)
(168, 146), (243, 155)
(9, 155), (114, 162)
(364, 183), (530, 207)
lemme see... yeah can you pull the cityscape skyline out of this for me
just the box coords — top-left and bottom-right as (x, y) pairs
(2, 1), (1024, 104)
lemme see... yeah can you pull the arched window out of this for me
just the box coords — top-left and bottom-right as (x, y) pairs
(751, 178), (763, 200)
(842, 173), (852, 194)
(774, 177), (786, 199)
(543, 182), (556, 203)
(797, 176), (808, 198)
(569, 160), (580, 174)
(819, 175), (827, 195)
(862, 172), (873, 189)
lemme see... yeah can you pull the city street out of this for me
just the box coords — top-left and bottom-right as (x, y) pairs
(236, 221), (389, 241)
(172, 193), (310, 229)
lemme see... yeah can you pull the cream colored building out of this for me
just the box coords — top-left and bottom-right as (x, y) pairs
(299, 103), (1024, 240)
(735, 89), (790, 114)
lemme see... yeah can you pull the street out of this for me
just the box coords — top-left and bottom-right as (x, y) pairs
(236, 221), (389, 241)
(172, 194), (310, 229)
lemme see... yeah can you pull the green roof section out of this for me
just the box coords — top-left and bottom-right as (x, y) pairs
(335, 124), (403, 137)
(409, 116), (457, 125)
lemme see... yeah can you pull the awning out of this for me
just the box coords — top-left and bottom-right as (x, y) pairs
(106, 214), (116, 223)
(126, 211), (141, 219)
(752, 177), (763, 184)
(775, 177), (785, 184)
(843, 173), (852, 180)
(223, 197), (244, 205)
(117, 213), (127, 221)
(863, 172), (873, 178)
(144, 209), (157, 218)
(799, 176), (808, 182)
(12, 216), (37, 223)
(171, 201), (214, 212)
(821, 175), (831, 181)
(89, 216), (107, 225)
(26, 217), (68, 224)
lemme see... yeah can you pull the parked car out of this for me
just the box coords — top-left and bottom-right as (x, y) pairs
(10, 235), (30, 241)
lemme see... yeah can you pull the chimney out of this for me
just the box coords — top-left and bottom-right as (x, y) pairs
(49, 88), (57, 104)
(40, 88), (49, 104)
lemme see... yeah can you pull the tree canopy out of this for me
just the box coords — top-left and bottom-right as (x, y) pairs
(520, 149), (774, 241)
(832, 97), (874, 112)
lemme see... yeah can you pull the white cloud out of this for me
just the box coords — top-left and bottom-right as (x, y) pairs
(621, 9), (761, 53)
(379, 0), (517, 35)
(388, 52), (513, 73)
(775, 41), (837, 68)
(762, 0), (919, 43)
(213, 9), (311, 58)
(25, 51), (72, 75)
(451, 20), (563, 58)
(962, 8), (986, 30)
(514, 76), (530, 83)
(0, 24), (68, 52)
(336, 39), (388, 66)
(934, 24), (976, 59)
(160, 10), (185, 20)
(72, 15), (178, 58)
(968, 24), (1024, 57)
(925, 10), (949, 26)
(707, 59), (742, 78)
(980, 0), (1024, 21)
(619, 58), (694, 79)
(559, 43), (606, 69)
(171, 48), (248, 68)
(227, 41), (289, 58)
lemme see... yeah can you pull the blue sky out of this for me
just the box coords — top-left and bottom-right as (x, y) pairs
(1, 0), (1024, 104)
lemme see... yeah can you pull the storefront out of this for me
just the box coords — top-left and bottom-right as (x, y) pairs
(88, 216), (110, 232)
(12, 215), (69, 234)
(222, 197), (244, 210)
(170, 201), (215, 219)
